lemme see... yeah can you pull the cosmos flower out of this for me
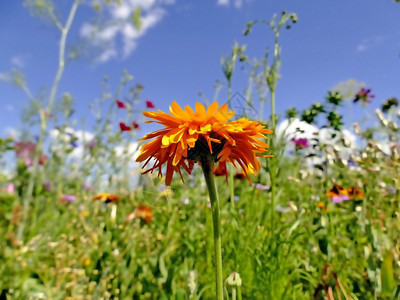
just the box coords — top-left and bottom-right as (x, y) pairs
(145, 100), (155, 109)
(92, 193), (121, 203)
(116, 100), (126, 109)
(59, 194), (76, 204)
(136, 101), (272, 185)
(353, 87), (374, 104)
(119, 122), (131, 132)
(132, 121), (140, 129)
(43, 181), (51, 191)
(291, 137), (309, 149)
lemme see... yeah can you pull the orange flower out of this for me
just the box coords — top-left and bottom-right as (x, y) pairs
(92, 193), (120, 203)
(346, 187), (364, 199)
(130, 205), (153, 224)
(326, 184), (347, 198)
(136, 101), (272, 185)
(326, 184), (364, 200)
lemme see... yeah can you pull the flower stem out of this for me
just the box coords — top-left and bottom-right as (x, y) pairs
(17, 0), (80, 242)
(270, 91), (276, 233)
(202, 161), (224, 300)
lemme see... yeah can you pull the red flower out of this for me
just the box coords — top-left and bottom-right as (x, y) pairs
(119, 122), (131, 132)
(132, 121), (140, 129)
(116, 100), (126, 109)
(145, 100), (155, 109)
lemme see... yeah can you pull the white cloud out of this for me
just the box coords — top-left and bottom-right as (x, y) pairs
(356, 35), (386, 52)
(217, 0), (248, 8)
(0, 72), (10, 82)
(81, 0), (172, 63)
(217, 0), (229, 6)
(11, 55), (27, 68)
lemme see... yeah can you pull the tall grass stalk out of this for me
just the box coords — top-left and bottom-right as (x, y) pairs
(17, 0), (80, 241)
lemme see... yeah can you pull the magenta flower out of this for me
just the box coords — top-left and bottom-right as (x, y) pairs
(132, 121), (140, 129)
(116, 100), (126, 109)
(15, 141), (47, 167)
(145, 100), (155, 109)
(332, 195), (350, 203)
(44, 181), (51, 191)
(119, 122), (131, 132)
(353, 88), (374, 104)
(60, 194), (76, 203)
(291, 137), (309, 149)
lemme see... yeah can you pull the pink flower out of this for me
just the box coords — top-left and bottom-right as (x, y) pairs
(119, 122), (131, 132)
(60, 194), (76, 204)
(116, 100), (126, 109)
(44, 181), (51, 191)
(291, 137), (309, 149)
(1, 183), (15, 194)
(15, 141), (47, 167)
(332, 195), (350, 203)
(145, 100), (155, 109)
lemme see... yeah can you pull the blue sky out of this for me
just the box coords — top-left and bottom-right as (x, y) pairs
(1, 0), (400, 139)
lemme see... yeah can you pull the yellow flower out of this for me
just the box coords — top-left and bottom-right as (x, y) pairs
(136, 101), (272, 185)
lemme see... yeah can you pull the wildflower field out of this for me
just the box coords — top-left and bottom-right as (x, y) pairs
(1, 1), (400, 299)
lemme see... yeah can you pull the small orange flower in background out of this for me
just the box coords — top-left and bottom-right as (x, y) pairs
(234, 171), (246, 180)
(136, 101), (272, 185)
(326, 184), (364, 203)
(213, 162), (227, 176)
(92, 193), (120, 203)
(127, 204), (153, 224)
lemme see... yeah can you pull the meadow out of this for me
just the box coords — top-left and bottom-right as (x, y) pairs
(1, 1), (400, 299)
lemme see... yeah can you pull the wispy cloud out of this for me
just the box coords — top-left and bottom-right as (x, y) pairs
(81, 0), (174, 63)
(0, 72), (10, 82)
(5, 105), (14, 112)
(217, 0), (249, 8)
(356, 35), (387, 52)
(11, 55), (26, 68)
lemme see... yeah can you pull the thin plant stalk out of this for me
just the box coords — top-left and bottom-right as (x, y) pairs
(17, 0), (80, 241)
(269, 91), (276, 232)
(202, 161), (224, 300)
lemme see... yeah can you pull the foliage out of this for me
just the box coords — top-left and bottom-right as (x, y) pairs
(1, 1), (400, 299)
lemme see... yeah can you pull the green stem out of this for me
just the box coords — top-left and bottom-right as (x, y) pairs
(17, 0), (80, 242)
(270, 90), (276, 233)
(202, 161), (224, 300)
(237, 286), (242, 300)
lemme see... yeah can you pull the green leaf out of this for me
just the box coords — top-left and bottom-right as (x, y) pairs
(381, 250), (396, 297)
(131, 7), (142, 31)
